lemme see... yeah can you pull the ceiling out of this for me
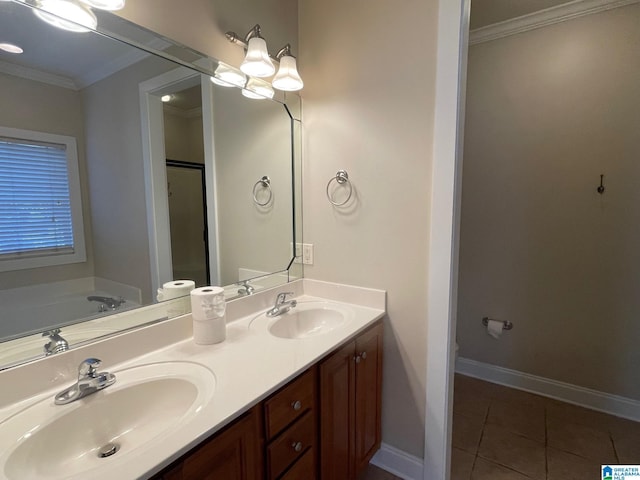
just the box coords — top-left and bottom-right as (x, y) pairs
(470, 0), (577, 30)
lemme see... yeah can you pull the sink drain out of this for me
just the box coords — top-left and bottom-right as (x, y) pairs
(97, 442), (120, 458)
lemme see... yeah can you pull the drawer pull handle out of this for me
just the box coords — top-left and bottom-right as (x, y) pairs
(291, 400), (302, 411)
(292, 441), (303, 452)
(361, 351), (367, 360)
(355, 355), (361, 364)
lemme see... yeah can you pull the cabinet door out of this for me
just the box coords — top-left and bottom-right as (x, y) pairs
(319, 341), (356, 480)
(181, 406), (263, 480)
(354, 323), (383, 475)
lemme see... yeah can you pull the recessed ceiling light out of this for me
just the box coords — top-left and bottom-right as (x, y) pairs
(34, 0), (97, 33)
(0, 43), (24, 54)
(161, 94), (173, 103)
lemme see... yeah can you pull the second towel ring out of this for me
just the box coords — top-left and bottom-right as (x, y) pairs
(326, 170), (353, 206)
(253, 176), (272, 206)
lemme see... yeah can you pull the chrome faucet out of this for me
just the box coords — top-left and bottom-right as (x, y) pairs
(54, 358), (116, 405)
(266, 292), (297, 317)
(237, 280), (255, 296)
(42, 329), (69, 356)
(87, 296), (125, 311)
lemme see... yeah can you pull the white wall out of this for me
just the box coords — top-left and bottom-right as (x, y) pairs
(299, 0), (439, 457)
(0, 73), (95, 290)
(458, 6), (640, 399)
(163, 110), (205, 164)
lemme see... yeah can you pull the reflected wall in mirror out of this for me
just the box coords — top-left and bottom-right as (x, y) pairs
(0, 0), (301, 369)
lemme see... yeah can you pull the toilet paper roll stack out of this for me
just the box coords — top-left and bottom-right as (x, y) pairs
(191, 286), (226, 344)
(157, 280), (195, 317)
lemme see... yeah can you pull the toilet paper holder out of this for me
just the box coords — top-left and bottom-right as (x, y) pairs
(482, 317), (513, 331)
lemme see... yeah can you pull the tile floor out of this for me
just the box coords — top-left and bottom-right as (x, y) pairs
(452, 374), (640, 479)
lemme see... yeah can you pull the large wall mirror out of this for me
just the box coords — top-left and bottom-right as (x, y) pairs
(0, 0), (302, 369)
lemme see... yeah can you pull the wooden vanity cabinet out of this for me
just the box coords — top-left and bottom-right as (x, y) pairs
(152, 405), (264, 480)
(319, 322), (383, 480)
(151, 321), (382, 480)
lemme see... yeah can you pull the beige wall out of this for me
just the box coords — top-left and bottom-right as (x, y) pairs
(0, 73), (95, 289)
(82, 55), (176, 303)
(212, 89), (293, 285)
(118, 0), (298, 71)
(163, 110), (205, 164)
(299, 0), (439, 457)
(458, 6), (640, 399)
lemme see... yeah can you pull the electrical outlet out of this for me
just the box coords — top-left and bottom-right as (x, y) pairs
(291, 242), (303, 264)
(302, 243), (314, 265)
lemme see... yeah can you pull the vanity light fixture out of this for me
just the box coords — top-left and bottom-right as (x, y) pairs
(272, 44), (303, 92)
(226, 24), (303, 92)
(242, 77), (274, 100)
(32, 0), (125, 33)
(34, 0), (97, 33)
(79, 0), (125, 10)
(0, 43), (24, 54)
(211, 62), (246, 88)
(232, 25), (275, 78)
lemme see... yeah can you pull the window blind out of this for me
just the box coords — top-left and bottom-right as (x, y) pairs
(0, 136), (75, 259)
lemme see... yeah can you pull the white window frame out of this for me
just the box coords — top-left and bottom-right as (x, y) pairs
(0, 126), (86, 272)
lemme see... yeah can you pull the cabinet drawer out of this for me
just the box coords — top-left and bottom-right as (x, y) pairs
(264, 367), (316, 439)
(279, 448), (316, 480)
(267, 410), (316, 479)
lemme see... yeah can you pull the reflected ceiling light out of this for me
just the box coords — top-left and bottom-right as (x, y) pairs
(272, 44), (303, 92)
(79, 0), (125, 10)
(34, 0), (97, 33)
(161, 94), (173, 103)
(0, 43), (24, 54)
(211, 62), (246, 88)
(226, 24), (303, 92)
(242, 77), (274, 100)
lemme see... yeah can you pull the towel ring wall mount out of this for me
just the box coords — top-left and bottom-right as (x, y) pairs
(253, 175), (272, 206)
(326, 170), (353, 206)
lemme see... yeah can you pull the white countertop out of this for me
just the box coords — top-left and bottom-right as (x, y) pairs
(0, 279), (385, 480)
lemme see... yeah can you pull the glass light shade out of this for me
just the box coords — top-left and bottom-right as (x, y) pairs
(272, 55), (303, 91)
(242, 77), (274, 100)
(34, 0), (97, 33)
(79, 0), (125, 10)
(240, 37), (275, 78)
(211, 63), (246, 88)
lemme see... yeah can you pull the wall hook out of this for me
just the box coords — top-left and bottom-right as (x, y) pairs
(597, 174), (605, 194)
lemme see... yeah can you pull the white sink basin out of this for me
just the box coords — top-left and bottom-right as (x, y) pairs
(251, 301), (353, 339)
(0, 361), (215, 480)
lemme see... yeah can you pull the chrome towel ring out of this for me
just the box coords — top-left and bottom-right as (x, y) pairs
(326, 170), (353, 206)
(253, 175), (272, 206)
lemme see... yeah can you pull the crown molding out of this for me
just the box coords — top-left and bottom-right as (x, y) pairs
(0, 59), (77, 90)
(470, 0), (640, 45)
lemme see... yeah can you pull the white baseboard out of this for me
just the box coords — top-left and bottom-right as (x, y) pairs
(370, 442), (424, 480)
(456, 357), (640, 422)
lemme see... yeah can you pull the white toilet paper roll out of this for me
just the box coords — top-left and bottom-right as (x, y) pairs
(157, 280), (195, 301)
(190, 286), (226, 344)
(487, 319), (503, 339)
(190, 286), (226, 321)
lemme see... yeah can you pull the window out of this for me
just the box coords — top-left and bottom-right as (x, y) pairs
(0, 126), (86, 272)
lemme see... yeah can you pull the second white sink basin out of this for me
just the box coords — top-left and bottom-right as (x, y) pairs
(251, 301), (354, 339)
(0, 361), (215, 480)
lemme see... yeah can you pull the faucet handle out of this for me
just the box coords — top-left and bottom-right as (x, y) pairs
(277, 292), (294, 303)
(78, 358), (101, 378)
